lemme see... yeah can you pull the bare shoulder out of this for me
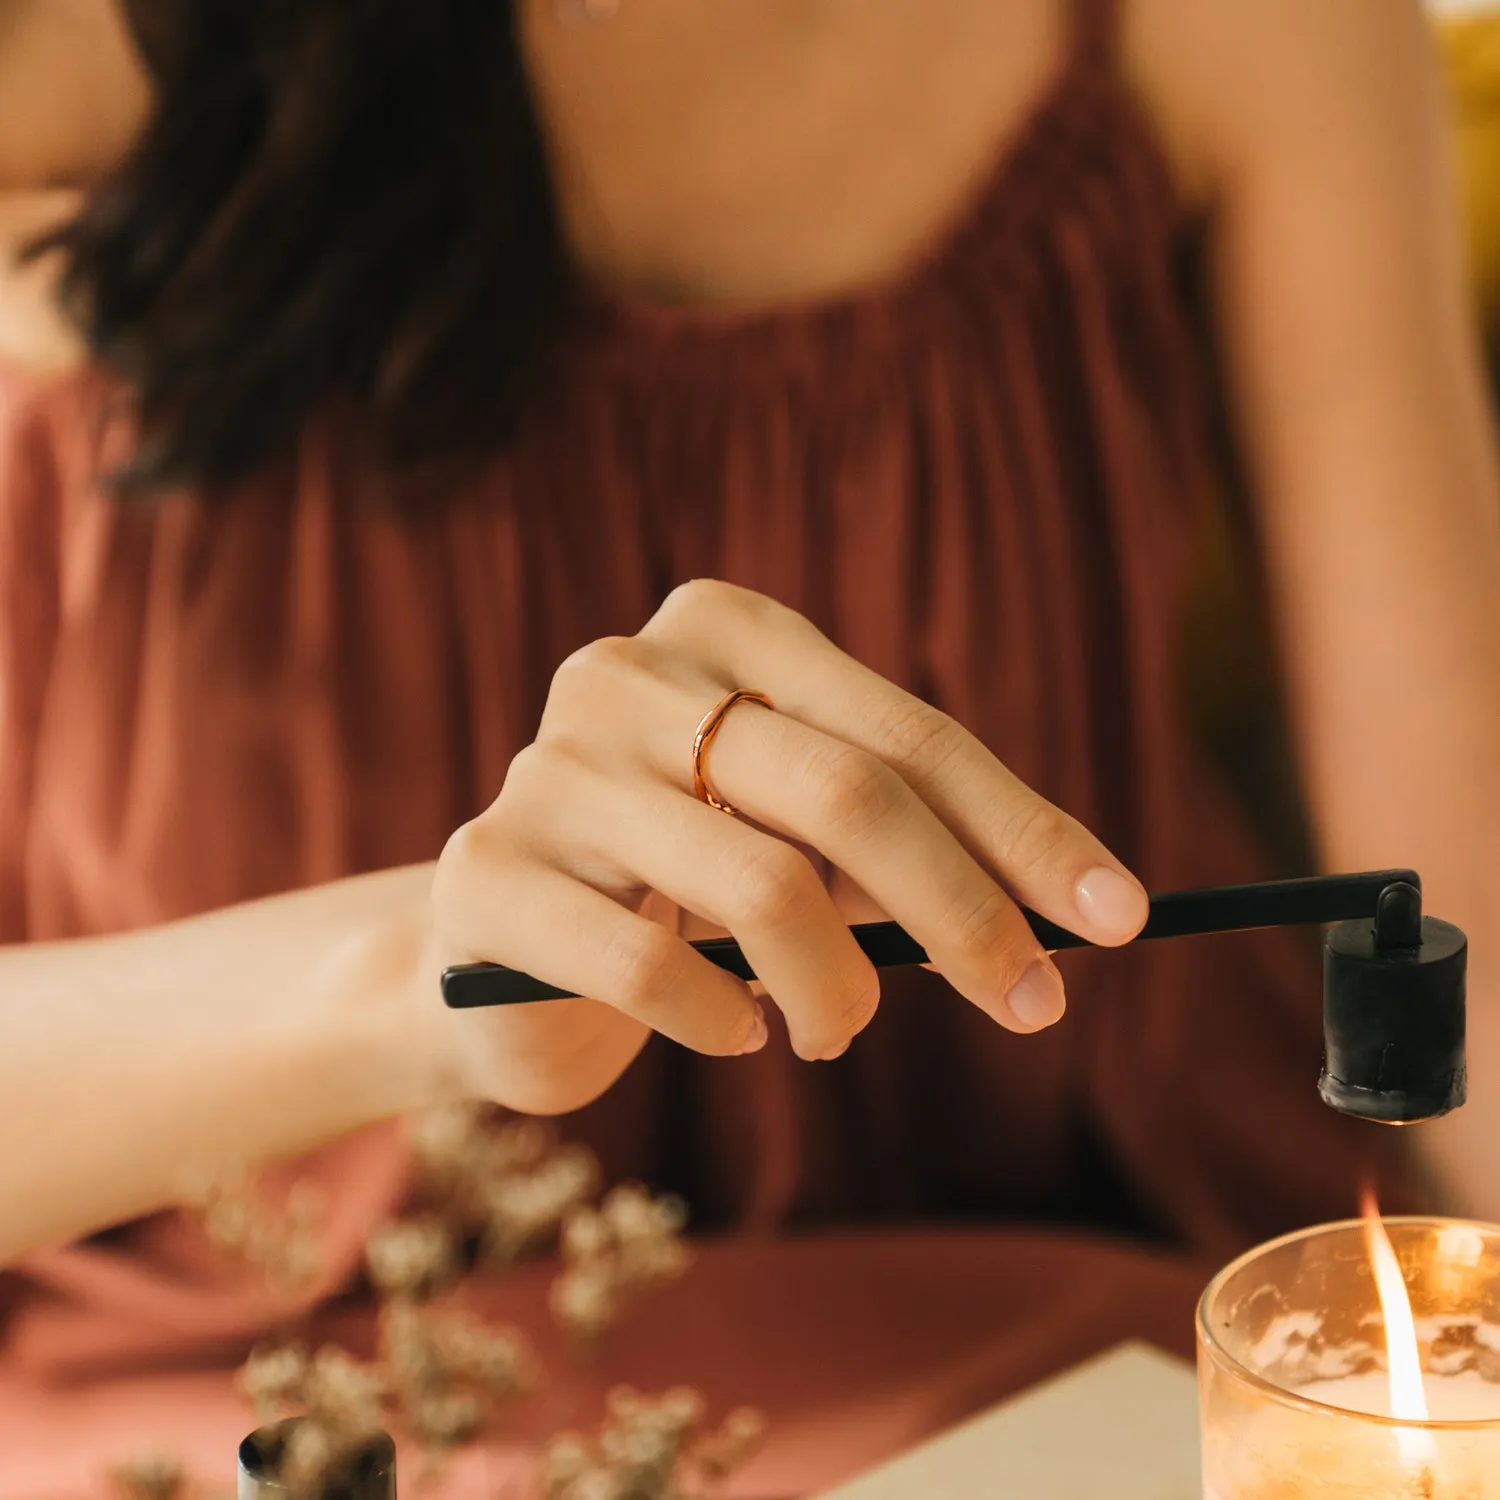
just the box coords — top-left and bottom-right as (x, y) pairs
(1119, 0), (1443, 208)
(0, 190), (86, 376)
(0, 0), (140, 373)
(0, 0), (148, 190)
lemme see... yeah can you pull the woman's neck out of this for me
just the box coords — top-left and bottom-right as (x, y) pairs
(517, 0), (1069, 310)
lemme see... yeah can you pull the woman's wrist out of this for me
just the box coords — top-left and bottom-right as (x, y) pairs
(318, 876), (469, 1122)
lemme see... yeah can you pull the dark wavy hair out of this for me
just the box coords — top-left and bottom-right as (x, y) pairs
(35, 0), (564, 491)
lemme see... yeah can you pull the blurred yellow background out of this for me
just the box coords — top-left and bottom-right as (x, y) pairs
(1439, 0), (1500, 331)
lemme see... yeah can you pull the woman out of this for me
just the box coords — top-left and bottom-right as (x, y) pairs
(1, 0), (1498, 1493)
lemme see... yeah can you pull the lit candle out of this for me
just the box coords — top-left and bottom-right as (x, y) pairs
(1199, 1212), (1500, 1499)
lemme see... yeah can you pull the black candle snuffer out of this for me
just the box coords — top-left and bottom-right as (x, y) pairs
(440, 869), (1468, 1126)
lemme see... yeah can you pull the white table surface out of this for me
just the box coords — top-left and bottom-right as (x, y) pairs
(816, 1341), (1201, 1500)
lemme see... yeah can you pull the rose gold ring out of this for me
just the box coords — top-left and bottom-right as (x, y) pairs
(692, 689), (774, 816)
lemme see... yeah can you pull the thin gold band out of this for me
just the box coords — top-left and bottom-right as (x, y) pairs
(691, 689), (775, 817)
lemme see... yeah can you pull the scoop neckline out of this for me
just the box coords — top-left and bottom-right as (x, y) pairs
(565, 32), (1161, 356)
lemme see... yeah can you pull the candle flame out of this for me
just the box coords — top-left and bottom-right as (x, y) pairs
(1361, 1185), (1436, 1468)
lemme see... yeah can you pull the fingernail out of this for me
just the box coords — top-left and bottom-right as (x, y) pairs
(1076, 865), (1148, 939)
(738, 1005), (769, 1055)
(1005, 959), (1066, 1030)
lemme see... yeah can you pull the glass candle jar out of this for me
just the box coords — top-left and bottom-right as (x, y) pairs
(1198, 1217), (1500, 1499)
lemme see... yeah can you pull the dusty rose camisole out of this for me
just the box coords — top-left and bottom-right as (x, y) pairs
(0, 1), (1393, 1494)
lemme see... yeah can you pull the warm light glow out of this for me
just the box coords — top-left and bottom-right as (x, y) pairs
(1435, 1221), (1486, 1269)
(1431, 1221), (1487, 1305)
(1362, 1185), (1437, 1468)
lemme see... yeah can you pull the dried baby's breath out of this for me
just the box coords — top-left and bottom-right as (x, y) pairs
(377, 1294), (535, 1455)
(365, 1214), (457, 1299)
(550, 1186), (693, 1343)
(181, 1170), (323, 1296)
(238, 1346), (389, 1497)
(240, 1342), (312, 1424)
(408, 1387), (485, 1448)
(119, 1108), (762, 1500)
(407, 1104), (603, 1264)
(300, 1347), (388, 1436)
(690, 1406), (768, 1482)
(541, 1388), (766, 1500)
(106, 1453), (185, 1500)
(479, 1144), (601, 1264)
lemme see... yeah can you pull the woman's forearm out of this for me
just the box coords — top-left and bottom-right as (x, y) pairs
(0, 863), (448, 1267)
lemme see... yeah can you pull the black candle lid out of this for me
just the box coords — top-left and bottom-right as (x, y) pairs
(237, 1421), (396, 1500)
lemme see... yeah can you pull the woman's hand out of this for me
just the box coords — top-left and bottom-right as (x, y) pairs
(425, 580), (1148, 1115)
